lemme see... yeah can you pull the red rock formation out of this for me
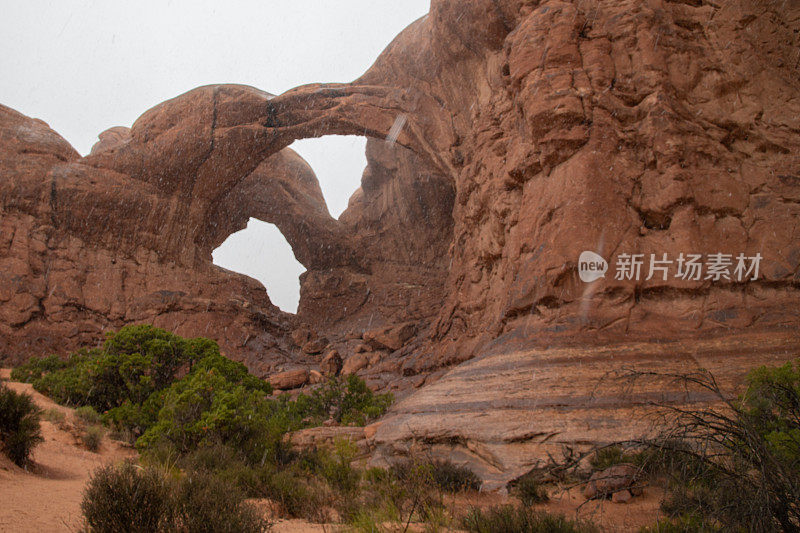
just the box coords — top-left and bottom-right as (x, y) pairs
(0, 99), (298, 373)
(0, 82), (453, 376)
(1, 0), (799, 483)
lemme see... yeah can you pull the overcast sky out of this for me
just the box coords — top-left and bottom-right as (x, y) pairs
(0, 0), (429, 312)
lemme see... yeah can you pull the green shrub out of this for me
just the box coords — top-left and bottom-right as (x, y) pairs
(81, 462), (269, 532)
(181, 442), (242, 472)
(590, 444), (656, 474)
(363, 466), (391, 483)
(178, 443), (275, 498)
(590, 445), (632, 470)
(422, 504), (452, 531)
(33, 357), (93, 406)
(461, 505), (597, 533)
(429, 460), (481, 493)
(81, 462), (172, 532)
(13, 325), (280, 450)
(103, 392), (165, 443)
(43, 407), (67, 427)
(136, 368), (283, 464)
(352, 466), (405, 519)
(388, 459), (480, 494)
(74, 405), (102, 425)
(512, 474), (550, 505)
(742, 360), (800, 463)
(16, 325), (270, 414)
(389, 460), (430, 485)
(299, 438), (361, 495)
(383, 461), (450, 525)
(0, 383), (43, 466)
(305, 374), (393, 426)
(82, 425), (105, 452)
(11, 354), (70, 382)
(261, 467), (325, 519)
(172, 470), (270, 532)
(349, 509), (387, 533)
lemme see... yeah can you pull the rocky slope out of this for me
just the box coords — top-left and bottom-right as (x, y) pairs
(1, 0), (799, 481)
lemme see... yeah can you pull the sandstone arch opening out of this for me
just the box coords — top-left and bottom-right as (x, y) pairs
(212, 218), (304, 313)
(289, 135), (368, 219)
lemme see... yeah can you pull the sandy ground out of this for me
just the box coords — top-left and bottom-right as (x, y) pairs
(0, 369), (136, 532)
(535, 486), (664, 531)
(1, 368), (662, 532)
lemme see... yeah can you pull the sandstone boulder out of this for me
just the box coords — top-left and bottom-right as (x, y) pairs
(342, 353), (370, 375)
(363, 422), (380, 440)
(363, 322), (417, 352)
(354, 343), (370, 354)
(302, 337), (329, 355)
(291, 327), (314, 347)
(269, 369), (309, 390)
(612, 489), (632, 504)
(320, 350), (343, 377)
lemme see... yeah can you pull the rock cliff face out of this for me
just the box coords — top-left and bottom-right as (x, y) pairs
(0, 98), (297, 371)
(2, 0), (799, 482)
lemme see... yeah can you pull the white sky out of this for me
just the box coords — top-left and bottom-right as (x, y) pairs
(0, 0), (429, 313)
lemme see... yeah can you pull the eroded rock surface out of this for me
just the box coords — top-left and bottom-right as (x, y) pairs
(0, 98), (299, 373)
(370, 331), (800, 488)
(1, 0), (799, 482)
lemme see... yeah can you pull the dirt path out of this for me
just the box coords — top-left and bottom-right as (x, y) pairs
(0, 369), (136, 532)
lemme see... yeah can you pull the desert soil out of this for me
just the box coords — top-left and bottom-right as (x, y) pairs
(0, 369), (136, 532)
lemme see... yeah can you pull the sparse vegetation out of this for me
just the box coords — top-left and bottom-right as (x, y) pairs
(172, 470), (270, 533)
(512, 473), (550, 505)
(429, 459), (482, 493)
(637, 362), (800, 532)
(461, 505), (598, 533)
(0, 382), (43, 466)
(81, 461), (269, 532)
(81, 462), (172, 532)
(81, 425), (105, 452)
(639, 514), (720, 532)
(321, 458), (486, 529)
(43, 407), (67, 427)
(589, 445), (640, 470)
(74, 405), (102, 425)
